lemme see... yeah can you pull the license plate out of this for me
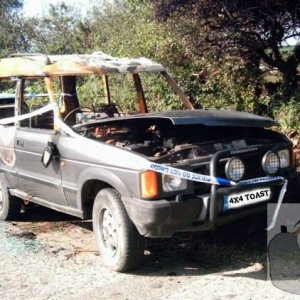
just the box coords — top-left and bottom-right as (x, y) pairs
(224, 187), (271, 210)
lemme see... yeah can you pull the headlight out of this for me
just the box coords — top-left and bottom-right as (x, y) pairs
(262, 151), (280, 174)
(162, 174), (187, 192)
(277, 149), (290, 168)
(225, 157), (245, 182)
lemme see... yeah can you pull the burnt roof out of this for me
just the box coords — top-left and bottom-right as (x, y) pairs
(0, 52), (165, 78)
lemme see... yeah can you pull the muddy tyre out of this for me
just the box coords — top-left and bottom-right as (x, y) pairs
(93, 188), (145, 272)
(0, 178), (21, 220)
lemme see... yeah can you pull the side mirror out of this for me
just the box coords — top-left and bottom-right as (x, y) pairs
(41, 142), (59, 168)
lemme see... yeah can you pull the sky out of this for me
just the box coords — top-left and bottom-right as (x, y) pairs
(22, 0), (96, 17)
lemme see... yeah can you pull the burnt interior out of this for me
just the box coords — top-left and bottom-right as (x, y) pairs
(73, 117), (286, 163)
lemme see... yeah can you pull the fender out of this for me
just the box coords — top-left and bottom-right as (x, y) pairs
(76, 166), (134, 210)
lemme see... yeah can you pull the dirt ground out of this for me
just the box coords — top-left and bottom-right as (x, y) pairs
(0, 205), (299, 300)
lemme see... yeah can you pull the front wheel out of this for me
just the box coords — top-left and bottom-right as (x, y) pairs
(0, 177), (21, 221)
(93, 188), (145, 272)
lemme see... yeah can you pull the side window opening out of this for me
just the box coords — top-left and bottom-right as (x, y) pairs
(0, 80), (17, 123)
(139, 72), (185, 112)
(21, 77), (60, 130)
(76, 75), (106, 108)
(107, 74), (140, 114)
(76, 74), (138, 115)
(71, 75), (120, 122)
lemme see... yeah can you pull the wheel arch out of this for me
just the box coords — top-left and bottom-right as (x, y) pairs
(77, 167), (132, 218)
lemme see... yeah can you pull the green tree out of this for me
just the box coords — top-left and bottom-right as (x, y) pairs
(0, 0), (26, 57)
(0, 0), (22, 16)
(26, 3), (92, 54)
(150, 0), (300, 91)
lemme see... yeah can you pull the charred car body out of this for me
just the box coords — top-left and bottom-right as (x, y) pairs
(0, 53), (293, 272)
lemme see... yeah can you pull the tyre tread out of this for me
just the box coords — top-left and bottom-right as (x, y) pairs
(0, 180), (21, 221)
(93, 187), (145, 272)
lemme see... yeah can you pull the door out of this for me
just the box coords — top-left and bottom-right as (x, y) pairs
(15, 127), (67, 205)
(14, 77), (67, 205)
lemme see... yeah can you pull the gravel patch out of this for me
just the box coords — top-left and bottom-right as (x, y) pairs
(0, 208), (299, 300)
(0, 223), (119, 300)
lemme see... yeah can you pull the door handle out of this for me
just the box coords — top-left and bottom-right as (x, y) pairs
(16, 140), (24, 147)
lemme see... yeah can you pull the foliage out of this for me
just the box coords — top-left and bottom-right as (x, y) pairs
(190, 59), (265, 112)
(274, 96), (300, 134)
(24, 3), (92, 54)
(0, 0), (22, 16)
(76, 76), (106, 108)
(150, 0), (300, 91)
(89, 2), (171, 60)
(0, 0), (27, 57)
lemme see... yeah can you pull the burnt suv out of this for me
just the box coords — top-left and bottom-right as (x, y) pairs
(0, 53), (293, 272)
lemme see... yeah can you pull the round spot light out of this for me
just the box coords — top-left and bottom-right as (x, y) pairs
(262, 151), (280, 175)
(225, 157), (245, 182)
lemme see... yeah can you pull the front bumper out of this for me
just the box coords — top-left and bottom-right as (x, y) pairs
(123, 143), (293, 238)
(122, 177), (284, 238)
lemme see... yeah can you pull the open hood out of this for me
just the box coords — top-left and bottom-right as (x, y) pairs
(93, 109), (278, 128)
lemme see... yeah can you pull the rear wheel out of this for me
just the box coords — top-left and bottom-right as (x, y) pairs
(93, 188), (145, 272)
(0, 178), (21, 220)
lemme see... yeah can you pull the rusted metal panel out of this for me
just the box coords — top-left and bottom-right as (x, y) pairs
(132, 73), (147, 113)
(102, 75), (111, 104)
(60, 76), (80, 124)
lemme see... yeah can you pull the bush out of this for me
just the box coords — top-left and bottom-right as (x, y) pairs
(274, 98), (300, 134)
